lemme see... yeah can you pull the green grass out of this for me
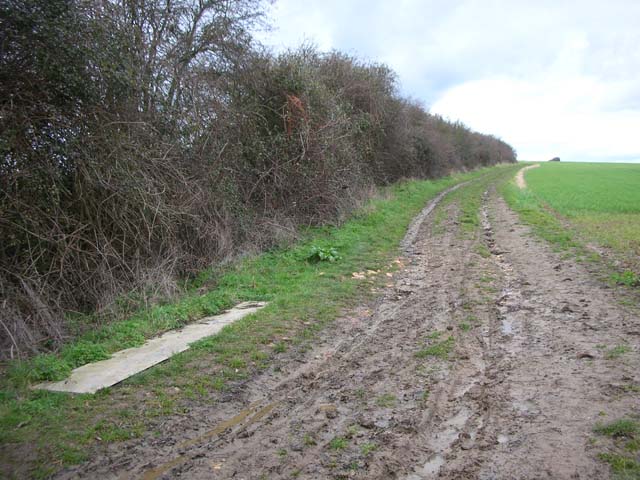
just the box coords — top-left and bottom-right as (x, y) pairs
(598, 453), (640, 480)
(606, 345), (632, 360)
(513, 162), (640, 275)
(415, 336), (455, 359)
(459, 322), (471, 331)
(303, 433), (317, 446)
(375, 393), (397, 408)
(612, 271), (640, 288)
(595, 418), (640, 479)
(501, 182), (578, 252)
(435, 167), (510, 235)
(0, 166), (518, 478)
(360, 442), (377, 456)
(474, 244), (491, 258)
(525, 163), (640, 214)
(329, 436), (349, 450)
(595, 419), (640, 438)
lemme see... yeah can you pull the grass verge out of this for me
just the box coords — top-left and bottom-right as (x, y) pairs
(594, 417), (640, 479)
(0, 166), (514, 478)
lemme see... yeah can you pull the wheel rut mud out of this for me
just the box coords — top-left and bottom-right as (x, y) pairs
(56, 179), (639, 480)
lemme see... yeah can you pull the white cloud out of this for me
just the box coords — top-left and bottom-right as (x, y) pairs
(258, 0), (640, 162)
(431, 75), (640, 161)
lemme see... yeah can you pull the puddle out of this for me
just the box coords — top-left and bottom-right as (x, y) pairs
(142, 402), (278, 480)
(407, 408), (471, 478)
(142, 455), (188, 480)
(501, 318), (513, 335)
(512, 399), (539, 417)
(421, 454), (445, 475)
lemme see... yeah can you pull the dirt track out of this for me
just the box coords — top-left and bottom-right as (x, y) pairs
(58, 177), (639, 480)
(514, 164), (539, 189)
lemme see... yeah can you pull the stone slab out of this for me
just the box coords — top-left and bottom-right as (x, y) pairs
(35, 301), (268, 394)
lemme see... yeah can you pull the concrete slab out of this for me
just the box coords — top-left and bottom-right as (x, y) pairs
(35, 301), (268, 394)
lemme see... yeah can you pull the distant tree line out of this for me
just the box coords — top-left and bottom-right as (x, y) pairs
(0, 0), (516, 356)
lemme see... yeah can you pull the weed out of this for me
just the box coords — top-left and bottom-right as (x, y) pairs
(595, 419), (640, 438)
(329, 437), (348, 450)
(303, 433), (317, 446)
(273, 342), (287, 353)
(621, 385), (640, 393)
(375, 394), (397, 408)
(59, 446), (88, 465)
(360, 442), (377, 455)
(91, 420), (143, 442)
(606, 345), (631, 360)
(277, 448), (287, 457)
(474, 244), (491, 258)
(611, 271), (640, 288)
(597, 453), (640, 479)
(466, 314), (480, 324)
(460, 322), (471, 331)
(307, 246), (341, 263)
(211, 377), (226, 391)
(346, 425), (359, 438)
(595, 417), (640, 478)
(415, 336), (455, 359)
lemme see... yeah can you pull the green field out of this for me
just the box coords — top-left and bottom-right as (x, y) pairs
(513, 162), (640, 283)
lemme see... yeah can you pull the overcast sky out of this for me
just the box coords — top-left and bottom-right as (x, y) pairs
(257, 0), (640, 162)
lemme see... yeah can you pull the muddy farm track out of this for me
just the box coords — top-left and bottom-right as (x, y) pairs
(57, 176), (639, 480)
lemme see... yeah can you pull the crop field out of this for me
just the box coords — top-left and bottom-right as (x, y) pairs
(518, 162), (640, 281)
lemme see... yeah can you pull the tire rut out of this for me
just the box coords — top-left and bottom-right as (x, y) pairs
(57, 182), (476, 480)
(433, 189), (639, 480)
(55, 178), (639, 480)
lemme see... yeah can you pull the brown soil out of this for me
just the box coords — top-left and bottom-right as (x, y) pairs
(56, 183), (639, 480)
(515, 164), (540, 189)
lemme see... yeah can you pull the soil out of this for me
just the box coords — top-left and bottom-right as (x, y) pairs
(56, 180), (639, 480)
(514, 164), (540, 189)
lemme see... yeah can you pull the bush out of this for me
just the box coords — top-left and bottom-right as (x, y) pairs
(0, 0), (516, 358)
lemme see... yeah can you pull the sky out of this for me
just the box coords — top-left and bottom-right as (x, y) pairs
(256, 0), (640, 162)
